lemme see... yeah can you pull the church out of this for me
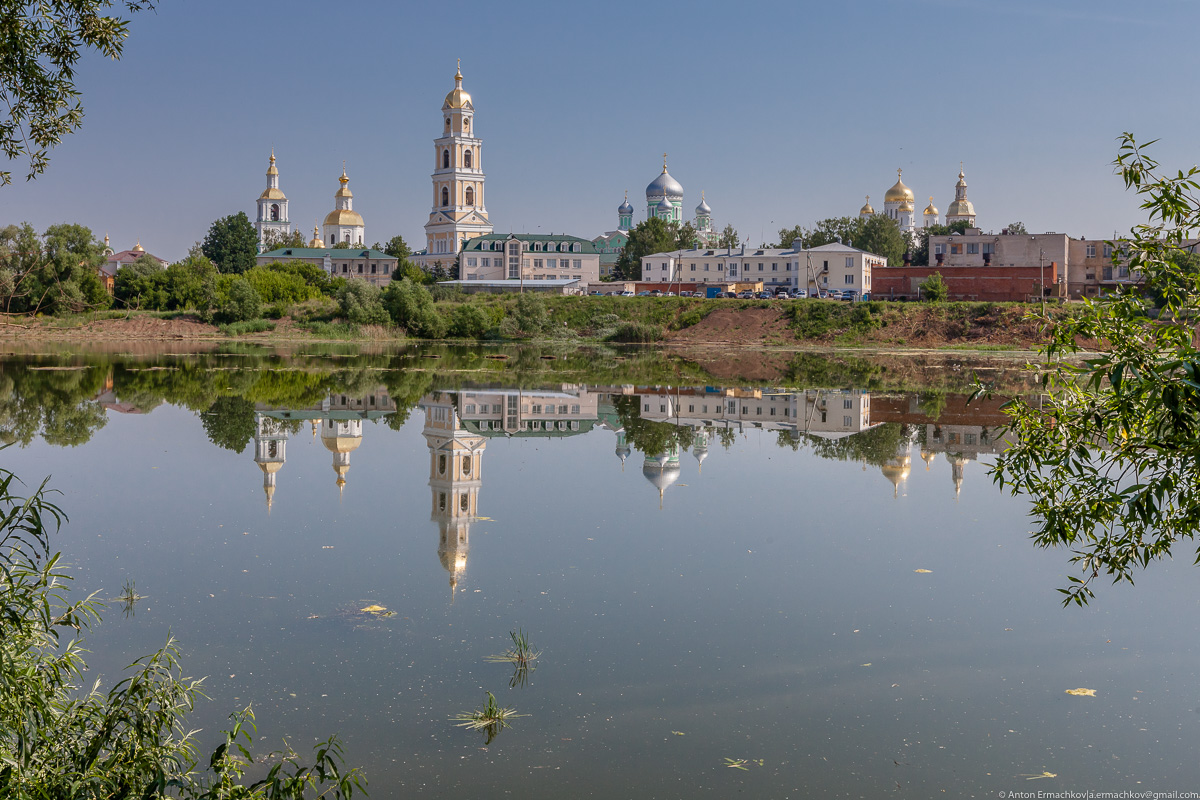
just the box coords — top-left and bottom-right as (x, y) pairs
(858, 165), (977, 236)
(252, 151), (369, 252)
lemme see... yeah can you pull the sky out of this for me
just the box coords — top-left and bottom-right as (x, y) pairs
(7, 0), (1200, 261)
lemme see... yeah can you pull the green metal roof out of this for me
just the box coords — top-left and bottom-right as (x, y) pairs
(461, 234), (599, 254)
(258, 247), (396, 260)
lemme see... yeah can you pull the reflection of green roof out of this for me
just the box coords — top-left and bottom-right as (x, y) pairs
(460, 418), (597, 438)
(258, 408), (392, 421)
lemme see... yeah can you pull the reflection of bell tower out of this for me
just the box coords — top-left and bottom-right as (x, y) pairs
(691, 428), (710, 473)
(253, 413), (288, 512)
(321, 417), (362, 496)
(642, 444), (681, 509)
(947, 453), (968, 499)
(614, 429), (631, 471)
(881, 441), (912, 499)
(422, 394), (487, 596)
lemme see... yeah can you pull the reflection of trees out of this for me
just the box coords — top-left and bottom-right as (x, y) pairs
(612, 395), (695, 457)
(201, 396), (256, 453)
(0, 363), (108, 447)
(794, 423), (912, 468)
(782, 352), (884, 389)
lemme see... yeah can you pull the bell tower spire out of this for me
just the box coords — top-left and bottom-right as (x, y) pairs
(255, 148), (290, 252)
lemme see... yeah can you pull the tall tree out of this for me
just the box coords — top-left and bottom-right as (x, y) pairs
(379, 235), (412, 260)
(1005, 221), (1028, 235)
(201, 212), (258, 274)
(0, 1), (159, 185)
(856, 214), (907, 264)
(717, 224), (740, 249)
(260, 229), (305, 250)
(675, 222), (699, 250)
(613, 217), (676, 281)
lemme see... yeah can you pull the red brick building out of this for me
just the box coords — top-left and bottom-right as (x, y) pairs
(871, 262), (1058, 302)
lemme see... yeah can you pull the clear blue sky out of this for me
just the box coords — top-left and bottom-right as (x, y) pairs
(9, 0), (1199, 260)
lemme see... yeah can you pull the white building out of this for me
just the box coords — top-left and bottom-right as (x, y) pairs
(322, 167), (365, 247)
(639, 242), (883, 294)
(459, 233), (600, 287)
(254, 149), (290, 249)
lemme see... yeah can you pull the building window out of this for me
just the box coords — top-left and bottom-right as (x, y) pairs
(934, 244), (945, 255)
(443, 150), (450, 169)
(845, 275), (854, 285)
(442, 187), (449, 206)
(464, 149), (473, 168)
(534, 259), (543, 269)
(573, 259), (581, 269)
(690, 264), (696, 271)
(843, 416), (852, 427)
(383, 264), (389, 274)
(772, 263), (778, 271)
(966, 243), (979, 254)
(465, 186), (474, 206)
(357, 264), (363, 273)
(462, 456), (472, 475)
(547, 259), (556, 268)
(371, 264), (377, 273)
(1103, 244), (1112, 258)
(950, 244), (961, 255)
(438, 455), (446, 475)
(467, 257), (477, 267)
(1087, 243), (1097, 257)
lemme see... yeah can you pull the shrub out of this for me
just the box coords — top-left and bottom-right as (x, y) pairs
(382, 279), (446, 338)
(513, 292), (548, 335)
(430, 283), (464, 302)
(218, 276), (262, 323)
(336, 280), (390, 326)
(448, 303), (488, 338)
(243, 266), (320, 305)
(606, 321), (662, 343)
(920, 272), (949, 302)
(219, 319), (275, 336)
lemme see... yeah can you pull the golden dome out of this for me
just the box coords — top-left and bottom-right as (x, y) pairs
(133, 239), (144, 252)
(258, 461), (284, 474)
(308, 223), (324, 248)
(884, 168), (914, 203)
(322, 435), (362, 454)
(267, 149), (278, 176)
(923, 197), (938, 216)
(323, 209), (365, 228)
(880, 461), (911, 485)
(860, 195), (874, 215)
(443, 63), (472, 109)
(899, 199), (914, 213)
(259, 187), (286, 200)
(334, 167), (353, 198)
(946, 199), (975, 218)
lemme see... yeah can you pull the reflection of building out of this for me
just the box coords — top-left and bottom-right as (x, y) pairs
(250, 387), (396, 509)
(921, 422), (1014, 498)
(880, 439), (912, 499)
(643, 444), (680, 509)
(456, 387), (599, 436)
(420, 392), (486, 595)
(637, 387), (875, 439)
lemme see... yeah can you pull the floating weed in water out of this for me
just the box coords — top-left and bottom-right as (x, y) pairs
(724, 758), (749, 771)
(1019, 771), (1058, 780)
(451, 692), (527, 744)
(485, 628), (541, 668)
(115, 579), (145, 618)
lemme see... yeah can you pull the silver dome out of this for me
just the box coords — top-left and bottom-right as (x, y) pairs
(646, 167), (684, 200)
(696, 197), (711, 214)
(656, 195), (673, 212)
(618, 197), (634, 214)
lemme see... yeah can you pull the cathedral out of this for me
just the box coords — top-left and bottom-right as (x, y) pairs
(630, 156), (720, 246)
(858, 165), (977, 236)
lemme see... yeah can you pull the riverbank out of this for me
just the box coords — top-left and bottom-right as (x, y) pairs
(0, 297), (1065, 350)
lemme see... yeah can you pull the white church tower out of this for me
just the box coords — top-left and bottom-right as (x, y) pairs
(255, 149), (290, 250)
(883, 169), (917, 235)
(421, 62), (493, 263)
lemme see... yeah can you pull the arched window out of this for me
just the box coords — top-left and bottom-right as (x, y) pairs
(442, 150), (450, 169)
(465, 186), (474, 206)
(270, 204), (279, 221)
(464, 149), (473, 168)
(442, 187), (449, 207)
(463, 118), (470, 133)
(445, 117), (451, 130)
(573, 242), (581, 252)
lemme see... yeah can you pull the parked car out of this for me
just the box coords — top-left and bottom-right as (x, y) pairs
(775, 291), (791, 299)
(620, 290), (635, 296)
(825, 289), (842, 300)
(791, 289), (808, 298)
(723, 291), (738, 298)
(679, 291), (692, 297)
(636, 291), (651, 296)
(841, 289), (858, 301)
(737, 291), (755, 299)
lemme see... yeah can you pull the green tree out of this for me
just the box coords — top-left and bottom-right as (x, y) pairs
(382, 278), (445, 338)
(1005, 221), (1028, 235)
(337, 280), (389, 326)
(675, 221), (699, 250)
(988, 133), (1200, 606)
(0, 1), (159, 185)
(778, 225), (805, 249)
(379, 235), (412, 261)
(114, 254), (168, 309)
(717, 224), (740, 249)
(201, 212), (258, 274)
(218, 276), (262, 322)
(614, 217), (676, 281)
(856, 214), (907, 264)
(919, 272), (948, 301)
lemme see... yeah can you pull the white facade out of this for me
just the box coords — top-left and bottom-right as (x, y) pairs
(639, 242), (883, 293)
(322, 168), (365, 247)
(459, 233), (600, 287)
(254, 150), (290, 249)
(944, 165), (977, 227)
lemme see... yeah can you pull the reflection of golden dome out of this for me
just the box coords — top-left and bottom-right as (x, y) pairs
(443, 65), (472, 109)
(322, 436), (362, 454)
(880, 462), (911, 485)
(884, 169), (914, 203)
(258, 461), (283, 474)
(323, 209), (364, 227)
(860, 195), (874, 215)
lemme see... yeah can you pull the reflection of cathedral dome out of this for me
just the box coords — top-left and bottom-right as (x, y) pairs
(643, 453), (681, 508)
(881, 455), (912, 498)
(322, 434), (362, 454)
(258, 461), (284, 474)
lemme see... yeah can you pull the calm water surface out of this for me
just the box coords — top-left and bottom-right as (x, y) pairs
(2, 348), (1198, 798)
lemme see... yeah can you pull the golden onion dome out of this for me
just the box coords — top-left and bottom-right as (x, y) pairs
(924, 197), (938, 216)
(334, 168), (353, 198)
(259, 187), (287, 200)
(860, 195), (874, 215)
(258, 461), (284, 474)
(899, 198), (915, 213)
(132, 239), (144, 252)
(308, 223), (324, 248)
(884, 169), (915, 203)
(267, 149), (278, 176)
(443, 64), (472, 109)
(322, 435), (363, 454)
(323, 209), (364, 228)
